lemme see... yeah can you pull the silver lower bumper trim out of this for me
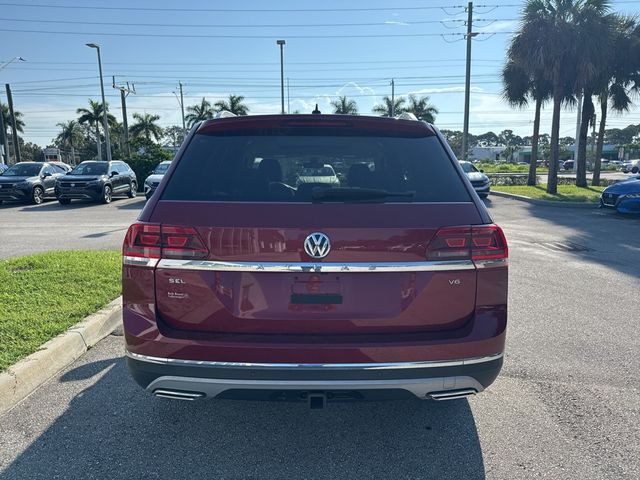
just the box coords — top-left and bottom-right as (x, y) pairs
(147, 375), (485, 400)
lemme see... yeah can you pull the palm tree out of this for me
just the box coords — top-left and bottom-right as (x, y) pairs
(129, 113), (163, 142)
(592, 15), (640, 185)
(372, 96), (406, 117)
(214, 95), (249, 116)
(77, 99), (116, 161)
(330, 96), (358, 115)
(185, 97), (215, 127)
(502, 60), (552, 186)
(405, 94), (439, 123)
(55, 120), (83, 165)
(573, 6), (615, 187)
(509, 0), (612, 194)
(2, 103), (25, 136)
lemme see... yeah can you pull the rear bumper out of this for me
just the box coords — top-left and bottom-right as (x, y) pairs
(126, 350), (503, 400)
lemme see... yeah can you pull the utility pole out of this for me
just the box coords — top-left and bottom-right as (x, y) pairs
(5, 84), (21, 163)
(461, 1), (475, 161)
(113, 76), (135, 158)
(287, 77), (290, 114)
(277, 40), (286, 114)
(179, 81), (186, 136)
(390, 79), (395, 117)
(0, 101), (8, 164)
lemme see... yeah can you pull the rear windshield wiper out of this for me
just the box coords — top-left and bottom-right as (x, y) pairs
(311, 187), (415, 202)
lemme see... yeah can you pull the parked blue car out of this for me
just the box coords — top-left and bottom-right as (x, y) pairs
(600, 175), (640, 214)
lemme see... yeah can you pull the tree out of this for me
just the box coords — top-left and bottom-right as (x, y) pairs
(509, 0), (612, 194)
(185, 97), (214, 127)
(592, 15), (640, 185)
(1, 104), (25, 135)
(129, 113), (163, 142)
(572, 6), (615, 187)
(213, 94), (249, 116)
(502, 59), (552, 185)
(476, 131), (500, 147)
(77, 99), (116, 160)
(330, 96), (358, 115)
(164, 125), (185, 147)
(372, 96), (406, 117)
(55, 120), (83, 164)
(405, 94), (438, 123)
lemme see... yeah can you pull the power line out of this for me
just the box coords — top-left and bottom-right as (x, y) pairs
(0, 16), (516, 29)
(0, 27), (514, 39)
(1, 59), (504, 66)
(0, 2), (468, 12)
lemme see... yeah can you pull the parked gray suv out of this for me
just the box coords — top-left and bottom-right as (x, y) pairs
(55, 160), (137, 204)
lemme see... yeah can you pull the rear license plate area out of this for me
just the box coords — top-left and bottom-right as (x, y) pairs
(290, 293), (343, 304)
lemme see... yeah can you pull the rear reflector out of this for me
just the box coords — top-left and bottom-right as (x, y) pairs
(123, 223), (208, 261)
(426, 225), (508, 263)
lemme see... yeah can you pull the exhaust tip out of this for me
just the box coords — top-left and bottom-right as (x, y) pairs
(153, 389), (205, 401)
(428, 388), (477, 401)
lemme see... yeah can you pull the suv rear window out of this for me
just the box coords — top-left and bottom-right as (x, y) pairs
(161, 134), (471, 203)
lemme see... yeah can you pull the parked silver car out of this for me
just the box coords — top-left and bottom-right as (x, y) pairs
(459, 161), (491, 198)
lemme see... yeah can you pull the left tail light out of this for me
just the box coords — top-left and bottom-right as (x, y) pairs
(123, 222), (208, 262)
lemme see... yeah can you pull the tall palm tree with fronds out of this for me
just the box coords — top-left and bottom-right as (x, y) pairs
(214, 95), (249, 116)
(592, 15), (640, 185)
(185, 97), (215, 126)
(405, 94), (439, 123)
(130, 113), (163, 142)
(372, 96), (406, 117)
(330, 96), (358, 115)
(509, 0), (612, 194)
(502, 61), (553, 186)
(77, 99), (116, 161)
(55, 120), (83, 164)
(2, 104), (25, 136)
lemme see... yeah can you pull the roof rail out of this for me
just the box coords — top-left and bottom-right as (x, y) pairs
(395, 112), (418, 121)
(214, 110), (237, 119)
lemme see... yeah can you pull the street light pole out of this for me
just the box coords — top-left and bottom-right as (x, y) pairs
(390, 79), (395, 117)
(0, 56), (26, 73)
(87, 43), (112, 162)
(277, 40), (286, 114)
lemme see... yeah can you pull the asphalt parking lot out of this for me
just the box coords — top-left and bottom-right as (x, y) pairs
(0, 196), (639, 479)
(0, 197), (144, 259)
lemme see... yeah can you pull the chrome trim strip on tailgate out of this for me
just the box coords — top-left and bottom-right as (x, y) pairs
(155, 258), (476, 273)
(126, 351), (503, 370)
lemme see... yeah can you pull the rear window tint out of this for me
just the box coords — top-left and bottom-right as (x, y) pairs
(161, 134), (471, 203)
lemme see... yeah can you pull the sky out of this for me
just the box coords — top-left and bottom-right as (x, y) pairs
(0, 0), (639, 147)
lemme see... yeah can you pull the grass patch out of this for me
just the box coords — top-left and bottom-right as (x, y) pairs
(492, 184), (605, 202)
(0, 250), (121, 371)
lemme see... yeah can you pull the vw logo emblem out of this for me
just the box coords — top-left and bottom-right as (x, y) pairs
(304, 232), (331, 259)
(71, 183), (75, 187)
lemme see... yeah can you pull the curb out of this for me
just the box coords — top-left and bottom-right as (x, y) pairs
(0, 296), (122, 416)
(490, 190), (599, 209)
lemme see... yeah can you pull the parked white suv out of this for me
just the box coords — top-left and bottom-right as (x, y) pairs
(621, 159), (640, 174)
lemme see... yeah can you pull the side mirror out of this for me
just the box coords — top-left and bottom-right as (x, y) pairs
(42, 172), (52, 178)
(110, 171), (119, 177)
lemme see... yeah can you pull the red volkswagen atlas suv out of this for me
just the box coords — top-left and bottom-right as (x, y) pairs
(122, 112), (508, 407)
